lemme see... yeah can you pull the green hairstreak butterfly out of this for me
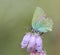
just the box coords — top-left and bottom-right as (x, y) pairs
(32, 7), (53, 33)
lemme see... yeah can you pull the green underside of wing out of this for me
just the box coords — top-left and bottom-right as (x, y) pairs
(32, 7), (45, 26)
(32, 18), (53, 32)
(32, 7), (53, 32)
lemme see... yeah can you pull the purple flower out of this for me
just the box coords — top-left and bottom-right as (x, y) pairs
(40, 50), (46, 55)
(27, 33), (43, 52)
(27, 34), (36, 52)
(35, 35), (42, 52)
(21, 32), (31, 48)
(30, 50), (46, 55)
(30, 52), (36, 55)
(21, 32), (43, 53)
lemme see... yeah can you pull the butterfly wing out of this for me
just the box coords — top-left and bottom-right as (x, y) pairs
(32, 7), (53, 32)
(32, 7), (46, 28)
(35, 18), (53, 32)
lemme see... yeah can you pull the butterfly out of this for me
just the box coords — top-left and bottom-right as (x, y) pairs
(32, 7), (53, 33)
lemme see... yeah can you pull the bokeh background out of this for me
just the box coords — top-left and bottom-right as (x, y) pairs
(0, 0), (60, 55)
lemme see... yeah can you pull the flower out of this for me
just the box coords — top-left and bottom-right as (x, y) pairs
(27, 33), (43, 53)
(40, 50), (46, 55)
(21, 32), (31, 48)
(30, 52), (36, 55)
(35, 33), (43, 52)
(30, 50), (46, 55)
(21, 32), (43, 53)
(27, 33), (36, 52)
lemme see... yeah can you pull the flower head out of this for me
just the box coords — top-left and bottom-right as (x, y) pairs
(21, 32), (43, 53)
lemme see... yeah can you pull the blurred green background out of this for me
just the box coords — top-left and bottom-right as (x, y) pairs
(0, 0), (60, 55)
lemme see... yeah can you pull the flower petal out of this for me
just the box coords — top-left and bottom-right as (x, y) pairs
(27, 34), (36, 51)
(30, 52), (36, 55)
(40, 50), (46, 55)
(21, 32), (31, 48)
(35, 35), (42, 52)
